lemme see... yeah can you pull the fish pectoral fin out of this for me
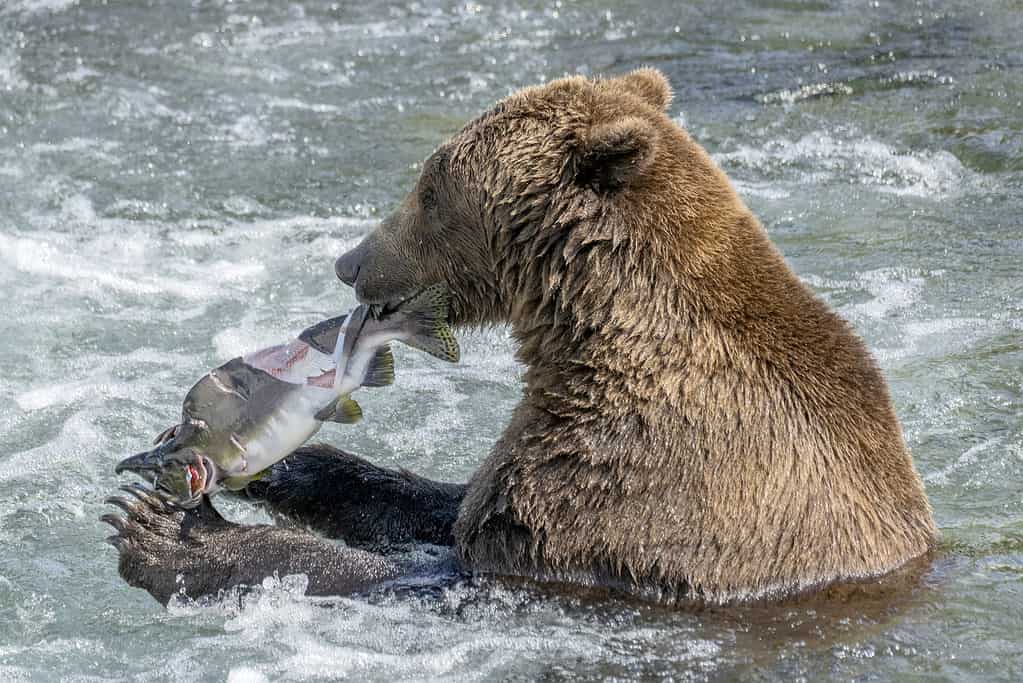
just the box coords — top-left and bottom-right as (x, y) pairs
(314, 396), (363, 424)
(362, 345), (395, 388)
(221, 476), (251, 491)
(223, 468), (269, 491)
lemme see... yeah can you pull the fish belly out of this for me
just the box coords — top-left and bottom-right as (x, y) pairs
(241, 387), (333, 475)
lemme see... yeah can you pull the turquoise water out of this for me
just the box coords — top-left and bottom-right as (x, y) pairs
(0, 0), (1020, 680)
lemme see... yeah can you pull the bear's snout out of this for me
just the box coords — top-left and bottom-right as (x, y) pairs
(334, 249), (361, 287)
(334, 230), (423, 305)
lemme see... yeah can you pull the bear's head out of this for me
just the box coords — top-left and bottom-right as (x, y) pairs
(335, 68), (730, 331)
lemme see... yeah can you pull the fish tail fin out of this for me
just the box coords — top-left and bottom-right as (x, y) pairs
(314, 395), (363, 424)
(361, 345), (395, 388)
(401, 285), (460, 363)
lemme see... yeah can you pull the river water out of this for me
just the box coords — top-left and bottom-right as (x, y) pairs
(0, 0), (1020, 680)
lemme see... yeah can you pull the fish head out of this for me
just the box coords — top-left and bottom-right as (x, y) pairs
(115, 446), (220, 508)
(114, 420), (220, 508)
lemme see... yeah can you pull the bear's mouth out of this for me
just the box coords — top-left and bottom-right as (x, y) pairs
(364, 284), (458, 328)
(369, 288), (427, 318)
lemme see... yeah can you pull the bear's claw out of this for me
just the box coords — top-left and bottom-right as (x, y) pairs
(102, 482), (230, 604)
(119, 482), (169, 511)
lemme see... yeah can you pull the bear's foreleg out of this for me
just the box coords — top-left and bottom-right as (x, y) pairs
(230, 444), (467, 553)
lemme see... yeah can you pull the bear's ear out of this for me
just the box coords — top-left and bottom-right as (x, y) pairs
(611, 67), (673, 111)
(575, 116), (658, 194)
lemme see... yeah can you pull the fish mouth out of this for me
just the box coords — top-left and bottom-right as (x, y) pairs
(157, 454), (217, 508)
(183, 456), (210, 499)
(116, 444), (217, 508)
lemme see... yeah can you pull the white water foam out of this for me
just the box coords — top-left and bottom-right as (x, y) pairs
(31, 137), (121, 164)
(845, 268), (927, 321)
(0, 2), (1019, 680)
(1, 0), (78, 14)
(925, 437), (1003, 487)
(804, 269), (997, 363)
(0, 412), (105, 484)
(715, 132), (969, 197)
(757, 81), (854, 104)
(0, 231), (265, 302)
(803, 268), (927, 323)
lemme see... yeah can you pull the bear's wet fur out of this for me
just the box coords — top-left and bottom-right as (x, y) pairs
(335, 68), (936, 602)
(107, 69), (936, 606)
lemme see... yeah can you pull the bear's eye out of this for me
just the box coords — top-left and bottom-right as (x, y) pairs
(420, 186), (437, 213)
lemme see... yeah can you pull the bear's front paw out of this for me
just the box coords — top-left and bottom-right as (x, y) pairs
(102, 484), (232, 605)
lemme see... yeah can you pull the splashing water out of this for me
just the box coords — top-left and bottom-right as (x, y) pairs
(0, 0), (1021, 680)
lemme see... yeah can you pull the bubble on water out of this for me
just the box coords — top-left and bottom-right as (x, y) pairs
(228, 16), (328, 53)
(228, 115), (270, 148)
(191, 32), (215, 49)
(59, 193), (97, 225)
(104, 198), (172, 220)
(756, 72), (954, 107)
(0, 48), (26, 91)
(220, 195), (267, 218)
(227, 667), (269, 683)
(16, 378), (116, 413)
(900, 317), (993, 356)
(55, 64), (99, 83)
(13, 345), (181, 409)
(165, 580), (608, 681)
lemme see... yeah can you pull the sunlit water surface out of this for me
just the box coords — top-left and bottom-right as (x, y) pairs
(0, 0), (1020, 680)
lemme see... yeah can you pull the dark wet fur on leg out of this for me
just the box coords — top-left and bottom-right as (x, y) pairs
(231, 444), (467, 553)
(103, 484), (401, 605)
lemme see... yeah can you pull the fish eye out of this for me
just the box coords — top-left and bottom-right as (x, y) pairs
(179, 419), (210, 446)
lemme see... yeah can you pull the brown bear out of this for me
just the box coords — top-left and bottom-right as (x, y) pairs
(105, 68), (937, 606)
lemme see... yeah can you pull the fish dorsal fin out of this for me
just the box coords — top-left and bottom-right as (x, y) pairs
(362, 345), (395, 388)
(314, 395), (363, 424)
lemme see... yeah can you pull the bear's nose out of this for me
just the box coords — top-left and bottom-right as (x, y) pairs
(334, 251), (361, 286)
